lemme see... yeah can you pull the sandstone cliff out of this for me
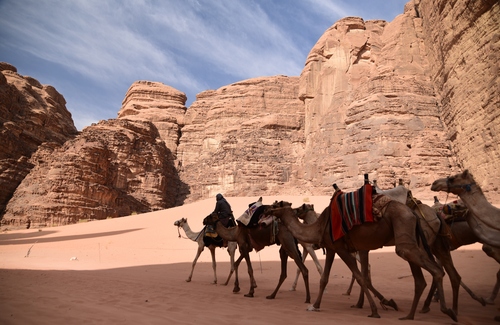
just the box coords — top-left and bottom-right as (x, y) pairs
(415, 0), (500, 193)
(298, 11), (459, 199)
(1, 0), (499, 228)
(2, 119), (180, 228)
(176, 76), (308, 203)
(0, 63), (78, 216)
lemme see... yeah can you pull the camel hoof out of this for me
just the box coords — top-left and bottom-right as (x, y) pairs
(419, 306), (430, 314)
(289, 287), (297, 292)
(211, 281), (217, 285)
(266, 295), (276, 300)
(478, 297), (487, 306)
(368, 314), (381, 318)
(244, 293), (254, 298)
(233, 287), (240, 293)
(485, 298), (495, 305)
(384, 299), (398, 311)
(351, 304), (363, 309)
(185, 279), (191, 282)
(342, 292), (351, 296)
(494, 315), (500, 322)
(444, 308), (458, 322)
(307, 305), (320, 312)
(399, 316), (414, 320)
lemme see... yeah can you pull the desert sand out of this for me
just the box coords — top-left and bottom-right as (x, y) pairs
(0, 196), (498, 324)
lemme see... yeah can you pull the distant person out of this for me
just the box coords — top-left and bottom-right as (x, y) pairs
(212, 193), (234, 227)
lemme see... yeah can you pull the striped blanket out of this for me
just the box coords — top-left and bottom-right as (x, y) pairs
(330, 184), (374, 241)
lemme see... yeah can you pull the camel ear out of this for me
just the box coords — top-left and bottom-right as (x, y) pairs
(463, 169), (469, 178)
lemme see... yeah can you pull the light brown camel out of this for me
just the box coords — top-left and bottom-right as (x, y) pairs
(266, 197), (457, 321)
(422, 211), (499, 308)
(289, 203), (324, 292)
(431, 169), (500, 248)
(426, 196), (500, 306)
(202, 203), (312, 303)
(174, 218), (237, 285)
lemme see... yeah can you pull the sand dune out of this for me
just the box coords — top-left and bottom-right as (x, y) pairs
(1, 196), (498, 324)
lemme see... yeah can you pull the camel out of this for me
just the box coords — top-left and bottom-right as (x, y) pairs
(202, 202), (312, 303)
(266, 194), (457, 321)
(174, 218), (237, 285)
(431, 169), (500, 248)
(289, 203), (324, 292)
(372, 180), (488, 314)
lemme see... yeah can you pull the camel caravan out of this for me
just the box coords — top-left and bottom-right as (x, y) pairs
(174, 170), (499, 322)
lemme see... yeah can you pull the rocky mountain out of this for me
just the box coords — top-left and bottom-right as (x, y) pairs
(1, 0), (498, 228)
(0, 62), (78, 218)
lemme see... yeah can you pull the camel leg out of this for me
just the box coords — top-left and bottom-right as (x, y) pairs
(309, 249), (335, 311)
(343, 276), (356, 296)
(243, 251), (257, 297)
(482, 244), (500, 305)
(186, 246), (204, 282)
(424, 240), (462, 314)
(209, 246), (217, 284)
(396, 248), (456, 321)
(235, 241), (257, 298)
(421, 280), (438, 314)
(337, 249), (380, 318)
(267, 247), (289, 300)
(290, 247), (308, 291)
(289, 244), (311, 303)
(223, 242), (237, 286)
(232, 253), (245, 293)
(399, 262), (427, 320)
(486, 270), (500, 304)
(352, 250), (398, 311)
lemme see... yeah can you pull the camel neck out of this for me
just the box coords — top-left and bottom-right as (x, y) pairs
(182, 223), (202, 241)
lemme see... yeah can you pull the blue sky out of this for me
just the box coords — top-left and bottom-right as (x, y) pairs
(0, 0), (408, 130)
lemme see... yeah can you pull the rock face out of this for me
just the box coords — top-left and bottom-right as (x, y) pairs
(0, 63), (78, 216)
(176, 76), (307, 203)
(2, 119), (179, 228)
(1, 0), (499, 227)
(119, 80), (187, 157)
(415, 0), (500, 193)
(298, 11), (458, 199)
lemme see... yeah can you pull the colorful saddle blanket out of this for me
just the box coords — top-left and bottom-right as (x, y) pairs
(330, 184), (374, 241)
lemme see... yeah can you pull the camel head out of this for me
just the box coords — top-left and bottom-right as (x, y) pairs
(431, 170), (480, 195)
(264, 201), (293, 218)
(203, 212), (219, 226)
(174, 218), (187, 227)
(294, 203), (315, 221)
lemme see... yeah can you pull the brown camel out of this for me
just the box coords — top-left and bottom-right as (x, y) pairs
(289, 203), (324, 292)
(266, 196), (457, 321)
(174, 218), (237, 285)
(202, 202), (311, 303)
(431, 169), (500, 248)
(375, 181), (487, 314)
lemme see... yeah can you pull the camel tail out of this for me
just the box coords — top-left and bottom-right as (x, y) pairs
(415, 218), (435, 262)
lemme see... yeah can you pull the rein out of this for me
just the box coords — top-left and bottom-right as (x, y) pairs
(176, 225), (189, 239)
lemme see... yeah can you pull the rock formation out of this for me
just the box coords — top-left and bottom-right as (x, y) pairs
(1, 0), (499, 228)
(176, 76), (307, 202)
(2, 119), (180, 228)
(415, 0), (500, 193)
(119, 80), (187, 157)
(0, 62), (78, 216)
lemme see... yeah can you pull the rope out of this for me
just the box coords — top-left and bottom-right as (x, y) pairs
(177, 226), (189, 239)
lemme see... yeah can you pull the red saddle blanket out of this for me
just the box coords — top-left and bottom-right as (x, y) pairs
(330, 184), (374, 241)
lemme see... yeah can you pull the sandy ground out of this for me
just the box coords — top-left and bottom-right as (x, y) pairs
(0, 196), (498, 325)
